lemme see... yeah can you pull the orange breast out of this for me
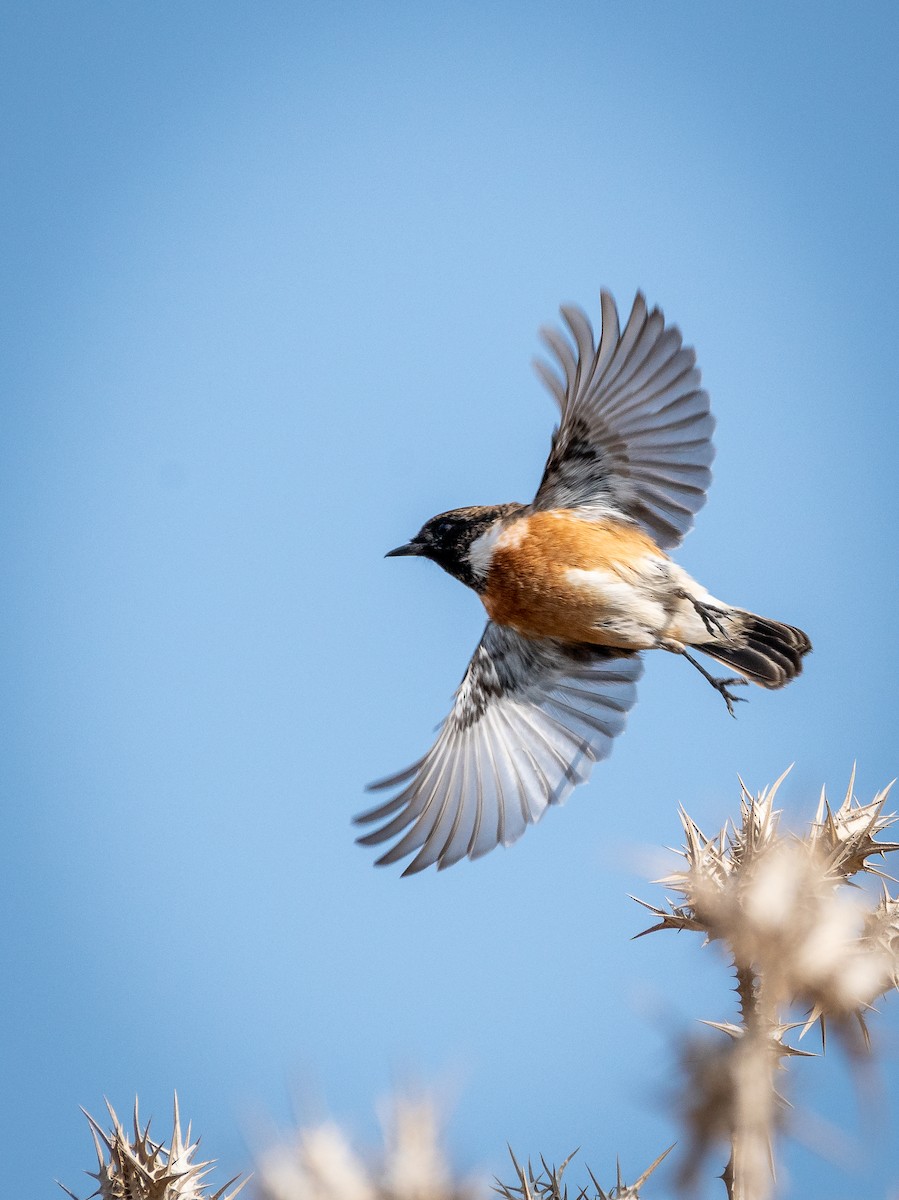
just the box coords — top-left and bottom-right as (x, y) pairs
(482, 510), (663, 644)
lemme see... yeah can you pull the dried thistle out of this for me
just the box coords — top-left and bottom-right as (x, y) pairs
(495, 1145), (673, 1200)
(810, 768), (899, 880)
(255, 1123), (375, 1200)
(637, 770), (899, 1021)
(862, 887), (899, 996)
(61, 1096), (244, 1200)
(255, 1096), (475, 1200)
(636, 769), (899, 1199)
(673, 1029), (784, 1200)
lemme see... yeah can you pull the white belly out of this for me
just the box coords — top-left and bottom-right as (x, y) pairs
(565, 560), (726, 649)
(564, 565), (670, 647)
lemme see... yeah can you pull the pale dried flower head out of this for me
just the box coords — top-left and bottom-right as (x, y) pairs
(256, 1124), (375, 1200)
(634, 769), (899, 1199)
(737, 839), (892, 1016)
(379, 1095), (455, 1200)
(255, 1097), (476, 1200)
(61, 1096), (244, 1200)
(636, 770), (899, 1023)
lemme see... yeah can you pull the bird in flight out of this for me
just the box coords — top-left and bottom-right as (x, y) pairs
(356, 292), (811, 875)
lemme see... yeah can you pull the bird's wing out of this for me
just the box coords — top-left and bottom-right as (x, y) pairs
(355, 622), (642, 875)
(531, 291), (714, 550)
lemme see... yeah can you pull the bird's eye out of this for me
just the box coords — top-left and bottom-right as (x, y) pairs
(435, 519), (455, 537)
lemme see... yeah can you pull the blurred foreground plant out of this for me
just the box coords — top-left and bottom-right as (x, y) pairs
(255, 1100), (670, 1200)
(63, 772), (899, 1200)
(634, 769), (899, 1198)
(255, 1095), (474, 1200)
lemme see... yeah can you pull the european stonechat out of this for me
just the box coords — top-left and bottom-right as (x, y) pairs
(356, 292), (811, 874)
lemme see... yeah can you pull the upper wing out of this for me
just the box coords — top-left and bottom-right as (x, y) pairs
(355, 622), (642, 875)
(532, 291), (714, 549)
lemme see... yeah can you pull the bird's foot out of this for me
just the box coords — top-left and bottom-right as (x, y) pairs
(706, 674), (748, 718)
(679, 592), (731, 639)
(680, 649), (748, 718)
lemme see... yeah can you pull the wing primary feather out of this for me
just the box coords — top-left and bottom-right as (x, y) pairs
(358, 788), (437, 852)
(539, 325), (577, 399)
(592, 290), (622, 384)
(401, 748), (464, 875)
(598, 330), (682, 414)
(504, 705), (583, 792)
(354, 784), (419, 830)
(629, 377), (706, 422)
(532, 358), (566, 409)
(464, 726), (486, 859)
(489, 704), (531, 847)
(470, 709), (508, 859)
(628, 468), (708, 498)
(494, 700), (549, 816)
(617, 404), (711, 445)
(434, 737), (478, 869)
(358, 736), (452, 829)
(532, 698), (595, 761)
(362, 755), (427, 797)
(605, 360), (699, 424)
(501, 713), (551, 824)
(596, 292), (648, 393)
(374, 758), (451, 867)
(560, 305), (596, 400)
(434, 735), (478, 869)
(544, 694), (619, 742)
(629, 415), (715, 448)
(599, 307), (664, 396)
(559, 681), (635, 710)
(516, 743), (553, 823)
(361, 739), (452, 851)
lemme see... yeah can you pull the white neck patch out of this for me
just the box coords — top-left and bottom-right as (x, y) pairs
(467, 521), (505, 579)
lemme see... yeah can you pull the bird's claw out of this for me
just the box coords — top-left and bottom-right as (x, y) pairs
(710, 675), (748, 718)
(692, 598), (731, 640)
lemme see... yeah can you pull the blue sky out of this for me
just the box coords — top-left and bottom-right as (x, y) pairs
(2, 3), (898, 1196)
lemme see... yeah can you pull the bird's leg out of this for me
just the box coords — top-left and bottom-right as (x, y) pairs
(676, 590), (732, 640)
(680, 649), (748, 718)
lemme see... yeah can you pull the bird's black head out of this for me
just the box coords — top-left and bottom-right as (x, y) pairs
(386, 504), (521, 591)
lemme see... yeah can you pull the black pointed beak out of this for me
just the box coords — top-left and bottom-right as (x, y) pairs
(385, 540), (425, 558)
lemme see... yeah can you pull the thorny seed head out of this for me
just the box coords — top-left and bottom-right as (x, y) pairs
(60, 1096), (245, 1200)
(495, 1145), (673, 1200)
(810, 768), (899, 880)
(635, 771), (899, 1022)
(862, 888), (899, 997)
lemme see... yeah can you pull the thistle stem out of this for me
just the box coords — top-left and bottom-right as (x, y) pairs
(734, 965), (756, 1028)
(726, 963), (778, 1200)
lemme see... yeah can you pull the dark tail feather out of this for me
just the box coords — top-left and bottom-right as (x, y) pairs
(701, 612), (812, 689)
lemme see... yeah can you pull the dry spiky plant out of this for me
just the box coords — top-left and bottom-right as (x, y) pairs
(635, 769), (899, 1199)
(495, 1145), (673, 1200)
(61, 1096), (245, 1200)
(60, 773), (899, 1200)
(254, 1095), (477, 1200)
